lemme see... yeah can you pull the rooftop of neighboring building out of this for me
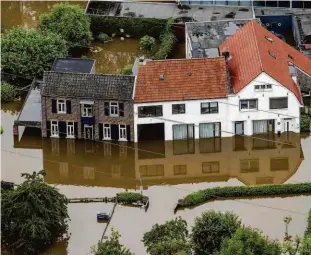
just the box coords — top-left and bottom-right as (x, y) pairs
(42, 72), (135, 100)
(86, 1), (254, 22)
(135, 57), (229, 103)
(219, 20), (311, 104)
(186, 19), (257, 58)
(51, 58), (95, 73)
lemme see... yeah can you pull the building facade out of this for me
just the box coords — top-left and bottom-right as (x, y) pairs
(41, 72), (136, 141)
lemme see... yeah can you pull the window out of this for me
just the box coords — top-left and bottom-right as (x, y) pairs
(254, 84), (272, 91)
(83, 166), (95, 180)
(269, 51), (276, 59)
(140, 165), (164, 177)
(172, 104), (185, 114)
(81, 104), (93, 117)
(51, 120), (59, 137)
(57, 99), (66, 113)
(66, 122), (74, 138)
(173, 124), (194, 140)
(119, 125), (127, 141)
(199, 137), (221, 153)
(138, 105), (163, 117)
(110, 102), (119, 116)
(265, 36), (273, 43)
(174, 165), (187, 175)
(240, 159), (259, 173)
(270, 97), (288, 109)
(173, 139), (195, 155)
(270, 157), (289, 171)
(103, 124), (111, 140)
(202, 161), (220, 173)
(240, 99), (258, 110)
(201, 102), (218, 114)
(253, 120), (275, 134)
(199, 122), (221, 138)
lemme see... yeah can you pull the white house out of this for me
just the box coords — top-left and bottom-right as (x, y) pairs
(133, 21), (311, 142)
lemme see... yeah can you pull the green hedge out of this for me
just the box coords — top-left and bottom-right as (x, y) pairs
(116, 192), (143, 204)
(301, 114), (311, 132)
(178, 183), (311, 208)
(153, 19), (176, 60)
(90, 16), (167, 38)
(306, 209), (311, 236)
(1, 82), (17, 102)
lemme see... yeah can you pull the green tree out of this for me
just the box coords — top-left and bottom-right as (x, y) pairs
(40, 4), (93, 48)
(143, 217), (191, 255)
(220, 227), (282, 255)
(1, 82), (17, 102)
(91, 229), (133, 255)
(1, 170), (69, 254)
(191, 210), (241, 255)
(1, 27), (68, 77)
(140, 35), (156, 54)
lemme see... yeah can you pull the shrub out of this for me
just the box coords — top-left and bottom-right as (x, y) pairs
(121, 64), (133, 75)
(0, 126), (3, 135)
(1, 27), (68, 77)
(302, 235), (311, 255)
(301, 114), (311, 132)
(40, 4), (93, 48)
(153, 19), (176, 60)
(97, 33), (111, 43)
(191, 210), (241, 254)
(219, 227), (281, 255)
(1, 82), (17, 102)
(116, 192), (143, 204)
(306, 209), (311, 236)
(140, 35), (156, 54)
(179, 183), (311, 209)
(90, 16), (167, 39)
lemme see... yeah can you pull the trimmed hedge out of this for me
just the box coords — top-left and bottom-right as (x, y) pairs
(116, 192), (143, 204)
(178, 183), (311, 208)
(306, 209), (311, 236)
(153, 19), (176, 60)
(90, 16), (167, 38)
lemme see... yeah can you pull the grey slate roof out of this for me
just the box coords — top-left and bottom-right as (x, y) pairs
(42, 72), (135, 100)
(51, 58), (95, 73)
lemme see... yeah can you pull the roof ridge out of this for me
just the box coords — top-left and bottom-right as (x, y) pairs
(149, 56), (225, 63)
(44, 71), (135, 78)
(251, 21), (264, 72)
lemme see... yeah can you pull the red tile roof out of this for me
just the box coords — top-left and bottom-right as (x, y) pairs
(219, 20), (311, 104)
(135, 58), (228, 103)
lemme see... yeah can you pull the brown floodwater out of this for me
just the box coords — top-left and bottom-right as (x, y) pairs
(1, 101), (311, 254)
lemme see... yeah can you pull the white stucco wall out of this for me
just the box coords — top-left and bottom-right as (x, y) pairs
(133, 72), (302, 142)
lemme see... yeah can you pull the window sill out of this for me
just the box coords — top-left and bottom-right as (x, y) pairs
(81, 116), (94, 118)
(57, 112), (67, 114)
(50, 135), (59, 138)
(110, 114), (119, 117)
(201, 112), (219, 114)
(118, 139), (127, 142)
(103, 138), (112, 141)
(240, 109), (258, 112)
(66, 136), (75, 139)
(172, 113), (185, 115)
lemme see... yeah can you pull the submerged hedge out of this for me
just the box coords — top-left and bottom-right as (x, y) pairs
(116, 192), (143, 204)
(90, 16), (167, 38)
(177, 183), (311, 209)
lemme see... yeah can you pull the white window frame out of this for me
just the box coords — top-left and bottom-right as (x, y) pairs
(110, 102), (119, 116)
(66, 122), (75, 138)
(81, 104), (93, 117)
(119, 124), (127, 141)
(57, 99), (66, 114)
(51, 120), (59, 137)
(103, 124), (111, 140)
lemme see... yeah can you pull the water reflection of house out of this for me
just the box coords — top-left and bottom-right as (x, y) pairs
(136, 133), (303, 186)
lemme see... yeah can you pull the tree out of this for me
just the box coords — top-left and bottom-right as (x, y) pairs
(1, 27), (68, 77)
(143, 217), (191, 255)
(39, 4), (93, 48)
(191, 210), (241, 255)
(220, 227), (282, 255)
(1, 170), (69, 254)
(91, 229), (133, 255)
(1, 82), (17, 102)
(140, 35), (156, 55)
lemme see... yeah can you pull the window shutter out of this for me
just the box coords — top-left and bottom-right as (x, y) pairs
(104, 102), (110, 116)
(59, 121), (66, 138)
(66, 100), (71, 114)
(99, 123), (103, 140)
(52, 99), (57, 113)
(111, 124), (119, 140)
(74, 122), (78, 137)
(119, 102), (124, 117)
(126, 125), (131, 141)
(46, 121), (51, 137)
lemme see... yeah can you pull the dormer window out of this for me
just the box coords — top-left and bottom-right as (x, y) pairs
(265, 36), (273, 43)
(269, 51), (276, 59)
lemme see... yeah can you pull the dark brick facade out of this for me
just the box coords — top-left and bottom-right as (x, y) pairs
(42, 96), (134, 141)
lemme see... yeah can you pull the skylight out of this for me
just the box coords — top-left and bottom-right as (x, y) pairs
(269, 51), (276, 59)
(265, 36), (273, 43)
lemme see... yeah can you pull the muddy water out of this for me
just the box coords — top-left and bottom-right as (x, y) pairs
(1, 102), (311, 254)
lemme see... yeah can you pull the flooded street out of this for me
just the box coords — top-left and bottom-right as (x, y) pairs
(1, 101), (311, 254)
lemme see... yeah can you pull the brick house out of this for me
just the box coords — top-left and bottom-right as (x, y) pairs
(41, 71), (136, 141)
